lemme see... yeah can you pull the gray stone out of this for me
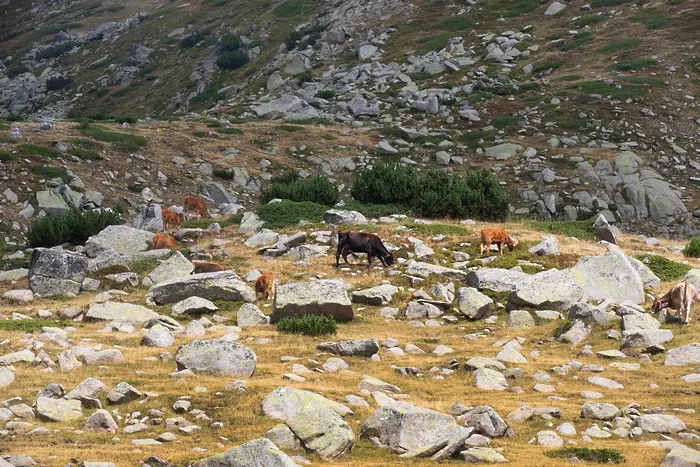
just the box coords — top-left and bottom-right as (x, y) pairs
(85, 225), (154, 258)
(238, 212), (264, 234)
(351, 284), (399, 306)
(507, 310), (535, 329)
(0, 367), (14, 387)
(358, 44), (378, 59)
(622, 329), (673, 349)
(317, 339), (379, 357)
(567, 252), (645, 304)
(528, 237), (559, 256)
(84, 409), (118, 433)
(237, 303), (270, 327)
(545, 1), (567, 15)
(133, 204), (164, 232)
(262, 387), (352, 421)
(509, 283), (584, 311)
(36, 396), (82, 422)
(286, 406), (354, 460)
(66, 378), (108, 400)
(637, 414), (686, 434)
(581, 402), (620, 420)
(36, 190), (70, 216)
(560, 320), (591, 346)
(458, 406), (511, 438)
(28, 248), (88, 296)
(172, 297), (218, 316)
(85, 302), (158, 323)
(150, 271), (255, 305)
(474, 368), (508, 391)
(142, 252), (194, 287)
(406, 261), (468, 282)
(485, 143), (522, 160)
(193, 438), (300, 467)
(665, 343), (700, 366)
(461, 447), (509, 463)
(244, 229), (279, 248)
(593, 214), (618, 245)
(587, 376), (624, 390)
(176, 339), (256, 377)
(323, 209), (367, 225)
(141, 324), (175, 347)
(273, 279), (353, 322)
(457, 287), (493, 319)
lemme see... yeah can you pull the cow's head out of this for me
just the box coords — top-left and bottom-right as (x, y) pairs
(384, 252), (394, 266)
(651, 297), (665, 314)
(506, 237), (515, 252)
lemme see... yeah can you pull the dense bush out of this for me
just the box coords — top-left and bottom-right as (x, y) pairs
(46, 75), (72, 91)
(351, 162), (509, 221)
(217, 50), (249, 70)
(276, 315), (337, 336)
(261, 175), (339, 206)
(634, 254), (692, 281)
(684, 237), (700, 258)
(285, 24), (324, 51)
(257, 200), (328, 229)
(181, 30), (207, 48)
(27, 209), (122, 248)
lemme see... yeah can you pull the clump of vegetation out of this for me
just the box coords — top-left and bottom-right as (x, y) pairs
(342, 201), (410, 219)
(276, 315), (337, 335)
(351, 162), (510, 221)
(630, 11), (670, 29)
(316, 89), (336, 99)
(273, 0), (312, 17)
(181, 214), (242, 229)
(261, 174), (339, 206)
(683, 237), (700, 258)
(257, 200), (328, 229)
(285, 24), (324, 51)
(525, 218), (596, 241)
(69, 147), (103, 160)
(553, 320), (575, 338)
(545, 447), (625, 464)
(129, 258), (161, 275)
(597, 38), (640, 53)
(31, 165), (71, 183)
(216, 33), (249, 70)
(403, 222), (471, 236)
(504, 0), (540, 17)
(46, 75), (72, 91)
(491, 116), (521, 129)
(19, 143), (61, 158)
(531, 61), (562, 74)
(27, 209), (122, 248)
(610, 58), (656, 71)
(634, 254), (692, 281)
(557, 32), (594, 51)
(573, 14), (605, 28)
(0, 319), (72, 332)
(437, 16), (474, 31)
(591, 0), (633, 7)
(0, 150), (17, 162)
(568, 81), (646, 100)
(181, 30), (207, 48)
(79, 124), (147, 152)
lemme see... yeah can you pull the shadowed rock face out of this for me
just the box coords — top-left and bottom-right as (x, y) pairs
(28, 248), (88, 296)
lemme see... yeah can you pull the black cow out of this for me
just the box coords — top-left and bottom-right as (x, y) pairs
(336, 231), (394, 268)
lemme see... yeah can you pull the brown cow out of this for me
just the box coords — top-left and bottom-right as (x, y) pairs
(162, 208), (181, 234)
(184, 195), (210, 220)
(152, 233), (179, 251)
(652, 280), (700, 324)
(255, 272), (275, 301)
(192, 261), (226, 274)
(479, 228), (515, 256)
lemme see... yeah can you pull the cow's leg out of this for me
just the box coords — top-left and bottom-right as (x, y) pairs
(367, 253), (373, 268)
(335, 245), (342, 267)
(342, 246), (351, 264)
(499, 243), (504, 256)
(479, 242), (484, 256)
(378, 255), (387, 267)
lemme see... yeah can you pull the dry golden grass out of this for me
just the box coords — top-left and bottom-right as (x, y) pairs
(1, 220), (699, 466)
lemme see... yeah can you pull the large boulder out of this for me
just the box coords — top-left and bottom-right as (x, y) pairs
(142, 252), (194, 287)
(351, 284), (399, 305)
(262, 387), (353, 421)
(36, 396), (82, 422)
(85, 225), (154, 258)
(150, 271), (255, 305)
(141, 324), (175, 347)
(467, 268), (531, 292)
(581, 402), (620, 420)
(286, 407), (354, 460)
(474, 368), (508, 391)
(236, 303), (270, 327)
(360, 400), (462, 454)
(323, 209), (368, 225)
(175, 339), (256, 377)
(238, 212), (264, 234)
(201, 182), (237, 205)
(457, 406), (511, 438)
(660, 442), (700, 467)
(37, 190), (70, 216)
(457, 287), (493, 319)
(508, 283), (584, 311)
(132, 204), (164, 232)
(566, 252), (645, 304)
(637, 414), (686, 434)
(84, 409), (119, 433)
(28, 248), (88, 296)
(84, 302), (158, 323)
(621, 329), (673, 349)
(664, 343), (700, 366)
(317, 339), (379, 357)
(406, 261), (468, 282)
(273, 279), (353, 322)
(193, 438), (300, 467)
(593, 214), (617, 245)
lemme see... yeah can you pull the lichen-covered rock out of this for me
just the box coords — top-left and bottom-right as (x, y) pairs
(84, 302), (158, 323)
(262, 387), (352, 421)
(176, 339), (256, 377)
(28, 248), (88, 296)
(142, 252), (194, 287)
(317, 339), (379, 357)
(273, 279), (353, 322)
(85, 225), (154, 258)
(457, 287), (493, 319)
(150, 271), (255, 305)
(36, 396), (82, 422)
(286, 406), (354, 461)
(351, 284), (399, 306)
(193, 438), (300, 467)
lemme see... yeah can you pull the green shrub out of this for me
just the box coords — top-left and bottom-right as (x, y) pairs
(19, 143), (61, 158)
(437, 17), (474, 31)
(683, 237), (700, 258)
(285, 24), (324, 51)
(31, 165), (71, 183)
(553, 320), (575, 337)
(257, 201), (328, 229)
(217, 50), (249, 70)
(261, 176), (339, 206)
(129, 258), (161, 275)
(545, 447), (625, 464)
(597, 38), (640, 53)
(573, 14), (605, 27)
(79, 125), (147, 152)
(69, 147), (103, 160)
(27, 209), (123, 248)
(0, 150), (17, 162)
(316, 89), (336, 99)
(618, 76), (665, 87)
(0, 319), (71, 332)
(46, 75), (72, 91)
(630, 11), (669, 29)
(491, 116), (521, 129)
(273, 0), (310, 17)
(218, 127), (244, 135)
(351, 161), (421, 206)
(276, 315), (337, 335)
(532, 61), (562, 74)
(591, 0), (633, 7)
(181, 214), (242, 229)
(526, 218), (596, 241)
(504, 0), (540, 17)
(181, 30), (207, 48)
(557, 32), (594, 51)
(634, 254), (692, 281)
(609, 58), (656, 71)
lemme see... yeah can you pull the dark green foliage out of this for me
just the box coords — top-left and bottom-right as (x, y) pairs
(573, 14), (606, 27)
(557, 32), (594, 51)
(79, 125), (147, 152)
(35, 41), (77, 61)
(129, 258), (161, 274)
(437, 16), (474, 31)
(683, 237), (700, 258)
(316, 89), (336, 99)
(403, 222), (471, 236)
(213, 168), (237, 179)
(69, 147), (103, 160)
(545, 448), (625, 464)
(273, 0), (311, 17)
(630, 11), (670, 29)
(274, 125), (304, 133)
(634, 254), (692, 281)
(491, 116), (521, 129)
(180, 214), (242, 229)
(591, 0), (633, 7)
(597, 39), (640, 53)
(553, 320), (575, 337)
(610, 58), (656, 71)
(0, 319), (72, 332)
(285, 24), (324, 51)
(31, 165), (71, 183)
(296, 70), (312, 84)
(220, 33), (242, 52)
(0, 150), (17, 162)
(557, 75), (584, 81)
(27, 209), (123, 248)
(276, 315), (337, 335)
(181, 30), (207, 48)
(46, 75), (72, 91)
(19, 143), (60, 158)
(617, 76), (665, 87)
(532, 61), (562, 74)
(568, 81), (646, 100)
(526, 218), (597, 241)
(416, 33), (453, 53)
(261, 176), (340, 206)
(256, 201), (328, 229)
(216, 50), (249, 70)
(351, 163), (510, 221)
(504, 0), (540, 17)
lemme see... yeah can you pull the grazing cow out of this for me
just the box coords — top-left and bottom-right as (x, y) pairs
(336, 231), (394, 268)
(183, 195), (209, 220)
(652, 280), (700, 324)
(192, 261), (226, 274)
(479, 228), (515, 256)
(255, 272), (275, 301)
(162, 208), (181, 234)
(152, 233), (179, 251)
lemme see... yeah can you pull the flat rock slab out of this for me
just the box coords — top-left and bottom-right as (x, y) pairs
(28, 248), (88, 296)
(587, 376), (624, 390)
(457, 287), (493, 319)
(273, 279), (353, 322)
(665, 343), (700, 366)
(262, 386), (352, 421)
(317, 339), (379, 357)
(85, 225), (154, 258)
(36, 396), (82, 422)
(406, 261), (468, 282)
(142, 252), (194, 287)
(193, 438), (300, 467)
(85, 302), (158, 323)
(286, 406), (354, 461)
(150, 271), (255, 305)
(176, 339), (256, 377)
(474, 368), (508, 391)
(637, 414), (686, 434)
(351, 284), (399, 306)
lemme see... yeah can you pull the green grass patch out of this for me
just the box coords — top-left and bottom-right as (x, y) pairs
(276, 315), (338, 334)
(416, 33), (453, 53)
(273, 0), (313, 17)
(591, 0), (633, 7)
(684, 237), (700, 258)
(526, 218), (596, 241)
(597, 38), (640, 54)
(129, 258), (161, 275)
(180, 214), (242, 229)
(556, 118), (589, 130)
(609, 58), (656, 71)
(0, 319), (72, 332)
(545, 447), (625, 464)
(557, 75), (584, 81)
(403, 222), (471, 236)
(573, 14), (606, 28)
(504, 0), (540, 17)
(634, 254), (692, 282)
(257, 200), (328, 229)
(218, 128), (244, 135)
(69, 147), (103, 160)
(557, 32), (594, 51)
(79, 125), (147, 152)
(342, 201), (411, 219)
(273, 125), (304, 133)
(532, 61), (562, 74)
(31, 165), (71, 183)
(459, 130), (496, 149)
(491, 116), (521, 129)
(630, 11), (670, 29)
(18, 143), (61, 159)
(568, 81), (646, 100)
(437, 16), (474, 31)
(0, 150), (17, 162)
(618, 76), (665, 87)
